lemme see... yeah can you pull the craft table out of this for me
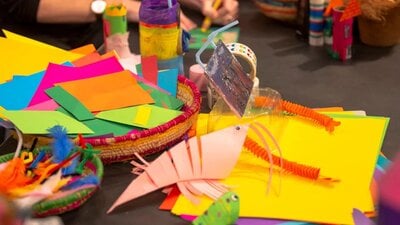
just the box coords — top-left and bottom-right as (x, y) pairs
(1, 1), (399, 224)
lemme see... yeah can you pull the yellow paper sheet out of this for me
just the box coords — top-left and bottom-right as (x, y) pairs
(0, 32), (82, 83)
(172, 114), (389, 225)
(3, 30), (65, 50)
(133, 105), (152, 126)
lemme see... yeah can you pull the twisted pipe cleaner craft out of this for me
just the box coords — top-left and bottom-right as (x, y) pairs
(254, 96), (341, 132)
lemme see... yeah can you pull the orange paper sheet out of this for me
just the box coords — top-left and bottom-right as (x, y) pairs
(72, 51), (118, 67)
(172, 114), (389, 225)
(72, 52), (103, 67)
(70, 44), (97, 55)
(56, 70), (154, 112)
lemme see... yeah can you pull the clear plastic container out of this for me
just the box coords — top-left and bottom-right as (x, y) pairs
(207, 87), (283, 132)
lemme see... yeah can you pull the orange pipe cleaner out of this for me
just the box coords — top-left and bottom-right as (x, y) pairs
(243, 137), (321, 180)
(254, 96), (341, 132)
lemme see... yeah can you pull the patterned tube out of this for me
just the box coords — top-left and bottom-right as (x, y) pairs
(309, 0), (325, 46)
(332, 6), (353, 61)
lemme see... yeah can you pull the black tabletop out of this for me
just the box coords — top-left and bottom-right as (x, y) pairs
(57, 1), (400, 224)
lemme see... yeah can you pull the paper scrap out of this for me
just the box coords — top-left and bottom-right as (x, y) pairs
(56, 70), (154, 112)
(139, 83), (184, 110)
(95, 104), (182, 129)
(0, 110), (93, 134)
(46, 86), (94, 121)
(133, 105), (152, 126)
(29, 56), (124, 106)
(157, 69), (179, 97)
(57, 107), (137, 137)
(141, 55), (158, 84)
(0, 34), (82, 83)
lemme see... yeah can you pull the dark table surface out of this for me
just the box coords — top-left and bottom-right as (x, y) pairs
(14, 1), (398, 224)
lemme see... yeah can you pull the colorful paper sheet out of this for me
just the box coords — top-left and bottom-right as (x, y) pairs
(189, 27), (240, 50)
(141, 55), (158, 84)
(0, 70), (45, 110)
(157, 69), (179, 97)
(136, 64), (143, 76)
(57, 107), (136, 137)
(172, 114), (389, 225)
(0, 61), (72, 110)
(72, 50), (119, 67)
(131, 71), (168, 93)
(69, 44), (97, 55)
(139, 83), (184, 110)
(0, 33), (82, 83)
(29, 56), (124, 106)
(25, 100), (59, 111)
(3, 30), (75, 51)
(72, 52), (103, 67)
(46, 86), (95, 121)
(379, 152), (400, 213)
(95, 104), (182, 129)
(159, 186), (181, 210)
(0, 110), (93, 134)
(56, 70), (154, 112)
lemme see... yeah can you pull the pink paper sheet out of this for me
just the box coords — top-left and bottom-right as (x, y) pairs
(25, 99), (59, 111)
(29, 57), (124, 106)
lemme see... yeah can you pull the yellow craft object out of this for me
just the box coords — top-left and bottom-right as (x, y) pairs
(105, 4), (127, 16)
(139, 24), (180, 60)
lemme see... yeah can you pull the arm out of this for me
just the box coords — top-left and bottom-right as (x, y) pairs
(36, 0), (140, 23)
(0, 0), (41, 23)
(179, 0), (239, 25)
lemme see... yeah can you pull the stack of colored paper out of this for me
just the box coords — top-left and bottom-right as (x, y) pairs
(0, 31), (184, 137)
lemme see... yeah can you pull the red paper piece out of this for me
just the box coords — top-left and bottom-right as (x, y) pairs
(159, 185), (181, 210)
(141, 55), (158, 85)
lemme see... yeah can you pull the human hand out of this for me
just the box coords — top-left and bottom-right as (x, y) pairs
(201, 0), (239, 25)
(180, 11), (197, 31)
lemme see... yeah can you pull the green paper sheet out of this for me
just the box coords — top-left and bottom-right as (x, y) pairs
(57, 107), (139, 137)
(83, 119), (139, 137)
(136, 64), (143, 76)
(46, 86), (95, 121)
(95, 104), (183, 129)
(0, 110), (93, 134)
(189, 27), (240, 50)
(139, 83), (184, 110)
